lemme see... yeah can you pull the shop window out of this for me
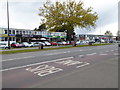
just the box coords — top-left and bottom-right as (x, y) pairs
(35, 32), (37, 35)
(13, 37), (15, 41)
(26, 31), (28, 34)
(29, 31), (31, 34)
(20, 31), (22, 34)
(12, 30), (15, 34)
(4, 30), (8, 34)
(1, 37), (4, 41)
(5, 37), (8, 41)
(23, 31), (25, 34)
(9, 30), (11, 34)
(16, 30), (19, 34)
(9, 37), (11, 41)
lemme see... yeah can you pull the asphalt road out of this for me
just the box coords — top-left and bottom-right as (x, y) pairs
(1, 44), (119, 88)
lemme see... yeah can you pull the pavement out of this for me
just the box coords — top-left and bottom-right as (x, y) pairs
(0, 45), (67, 51)
(1, 44), (119, 88)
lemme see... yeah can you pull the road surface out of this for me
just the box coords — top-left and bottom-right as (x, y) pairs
(1, 44), (118, 88)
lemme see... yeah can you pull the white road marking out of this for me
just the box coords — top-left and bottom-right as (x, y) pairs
(1, 57), (73, 72)
(79, 55), (84, 58)
(76, 62), (90, 68)
(2, 52), (68, 62)
(2, 56), (36, 62)
(110, 50), (114, 51)
(88, 49), (92, 50)
(105, 51), (109, 52)
(86, 53), (96, 56)
(26, 64), (63, 77)
(99, 54), (108, 55)
(67, 51), (71, 53)
(46, 52), (67, 55)
(55, 60), (83, 66)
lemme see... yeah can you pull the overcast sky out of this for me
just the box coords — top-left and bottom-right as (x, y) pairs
(0, 0), (119, 36)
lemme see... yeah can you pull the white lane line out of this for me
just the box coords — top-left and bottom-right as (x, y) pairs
(46, 52), (67, 55)
(99, 53), (108, 55)
(2, 56), (36, 62)
(86, 53), (97, 56)
(105, 51), (109, 52)
(2, 51), (68, 62)
(76, 62), (90, 68)
(88, 49), (92, 50)
(67, 51), (71, 53)
(1, 57), (74, 72)
(79, 55), (84, 58)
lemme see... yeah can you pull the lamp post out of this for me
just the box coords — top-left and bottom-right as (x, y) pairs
(99, 18), (102, 43)
(7, 0), (10, 49)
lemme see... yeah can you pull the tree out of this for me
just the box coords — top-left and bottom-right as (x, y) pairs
(38, 0), (98, 42)
(34, 23), (46, 31)
(104, 30), (113, 36)
(104, 30), (113, 40)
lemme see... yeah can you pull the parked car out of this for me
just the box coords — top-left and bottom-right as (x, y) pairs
(57, 42), (63, 45)
(22, 42), (33, 47)
(100, 39), (105, 43)
(0, 43), (9, 49)
(32, 42), (40, 47)
(39, 42), (46, 46)
(51, 42), (58, 46)
(11, 43), (23, 48)
(76, 41), (85, 45)
(62, 41), (70, 45)
(44, 41), (51, 46)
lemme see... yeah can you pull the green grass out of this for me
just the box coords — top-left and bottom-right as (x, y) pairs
(0, 43), (113, 54)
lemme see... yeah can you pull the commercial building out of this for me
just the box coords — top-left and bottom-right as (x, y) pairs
(76, 34), (115, 42)
(0, 28), (67, 43)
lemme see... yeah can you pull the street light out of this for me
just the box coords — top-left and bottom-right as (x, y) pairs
(7, 0), (10, 49)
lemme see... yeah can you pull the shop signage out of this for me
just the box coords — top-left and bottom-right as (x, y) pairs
(33, 35), (42, 38)
(0, 34), (15, 37)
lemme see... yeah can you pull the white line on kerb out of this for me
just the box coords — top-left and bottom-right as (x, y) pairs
(1, 57), (73, 72)
(76, 63), (90, 68)
(86, 53), (96, 56)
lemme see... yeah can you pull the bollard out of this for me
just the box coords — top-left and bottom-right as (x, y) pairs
(38, 44), (43, 49)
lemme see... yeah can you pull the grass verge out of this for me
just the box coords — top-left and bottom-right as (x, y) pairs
(0, 43), (113, 54)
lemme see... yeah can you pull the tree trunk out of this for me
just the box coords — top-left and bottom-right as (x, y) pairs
(66, 30), (73, 44)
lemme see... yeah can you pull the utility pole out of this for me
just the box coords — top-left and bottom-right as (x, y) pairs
(7, 0), (10, 49)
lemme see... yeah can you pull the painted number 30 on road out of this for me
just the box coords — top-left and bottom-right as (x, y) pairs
(26, 65), (63, 77)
